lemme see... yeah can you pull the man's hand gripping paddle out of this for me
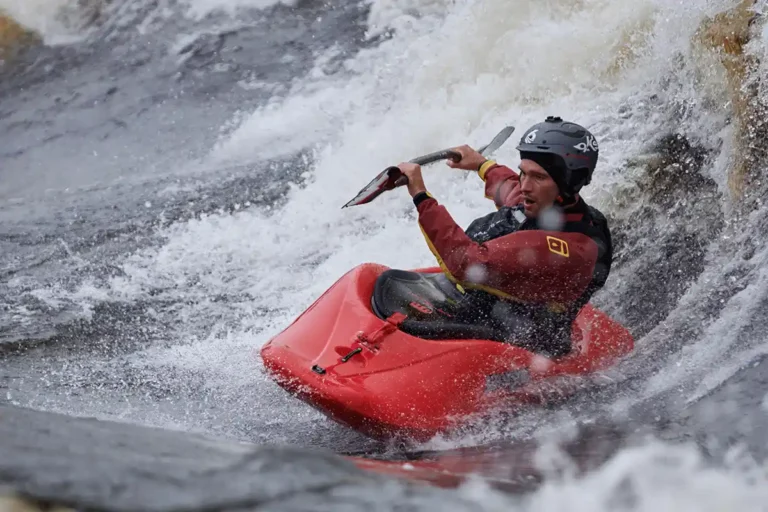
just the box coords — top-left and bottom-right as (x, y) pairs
(341, 125), (516, 208)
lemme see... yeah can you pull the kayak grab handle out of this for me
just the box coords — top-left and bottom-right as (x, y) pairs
(340, 347), (363, 363)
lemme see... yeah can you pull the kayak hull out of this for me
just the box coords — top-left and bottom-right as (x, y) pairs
(260, 263), (633, 441)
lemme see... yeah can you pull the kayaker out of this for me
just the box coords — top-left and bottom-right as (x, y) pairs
(396, 116), (613, 357)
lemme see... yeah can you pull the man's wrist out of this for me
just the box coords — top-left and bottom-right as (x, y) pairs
(412, 191), (433, 207)
(478, 160), (497, 181)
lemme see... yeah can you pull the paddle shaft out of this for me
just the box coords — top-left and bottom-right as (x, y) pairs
(393, 150), (463, 187)
(411, 149), (463, 166)
(394, 132), (510, 186)
(341, 126), (515, 208)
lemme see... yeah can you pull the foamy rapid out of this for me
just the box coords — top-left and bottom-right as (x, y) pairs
(0, 0), (299, 44)
(516, 441), (768, 511)
(0, 0), (84, 44)
(54, 0), (768, 504)
(117, 0), (735, 379)
(178, 0), (298, 19)
(396, 438), (768, 510)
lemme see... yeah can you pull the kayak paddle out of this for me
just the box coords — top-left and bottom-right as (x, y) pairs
(341, 125), (516, 208)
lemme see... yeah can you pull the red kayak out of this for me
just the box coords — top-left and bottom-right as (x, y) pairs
(260, 263), (634, 441)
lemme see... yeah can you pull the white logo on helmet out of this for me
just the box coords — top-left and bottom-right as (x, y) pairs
(524, 129), (538, 144)
(573, 135), (598, 152)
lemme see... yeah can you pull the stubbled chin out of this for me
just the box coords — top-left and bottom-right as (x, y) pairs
(523, 204), (537, 217)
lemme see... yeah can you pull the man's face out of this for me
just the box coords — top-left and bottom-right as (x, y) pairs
(519, 159), (560, 218)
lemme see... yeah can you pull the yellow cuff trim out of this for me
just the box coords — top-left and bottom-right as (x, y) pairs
(478, 160), (497, 181)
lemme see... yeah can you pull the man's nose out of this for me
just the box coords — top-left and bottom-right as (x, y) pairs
(520, 176), (533, 192)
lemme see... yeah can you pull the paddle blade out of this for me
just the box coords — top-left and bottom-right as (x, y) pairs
(478, 125), (516, 156)
(342, 167), (403, 208)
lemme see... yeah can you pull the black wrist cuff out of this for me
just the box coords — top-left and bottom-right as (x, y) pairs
(413, 191), (432, 207)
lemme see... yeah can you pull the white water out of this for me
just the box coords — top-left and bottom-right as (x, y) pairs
(14, 0), (768, 506)
(384, 439), (768, 511)
(0, 0), (298, 43)
(119, 0), (741, 395)
(515, 441), (768, 511)
(178, 0), (298, 19)
(0, 0), (85, 44)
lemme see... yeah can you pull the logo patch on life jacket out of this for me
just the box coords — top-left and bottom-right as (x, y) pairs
(546, 236), (570, 257)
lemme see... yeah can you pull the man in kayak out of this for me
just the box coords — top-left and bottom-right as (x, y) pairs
(395, 116), (612, 358)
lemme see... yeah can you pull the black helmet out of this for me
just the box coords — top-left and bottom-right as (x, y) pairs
(515, 116), (598, 199)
